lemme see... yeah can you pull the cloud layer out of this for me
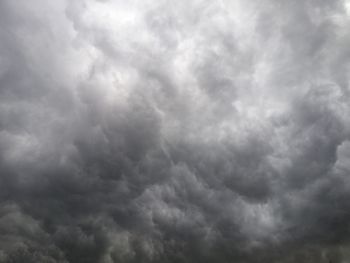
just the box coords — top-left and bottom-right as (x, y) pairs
(1, 0), (350, 262)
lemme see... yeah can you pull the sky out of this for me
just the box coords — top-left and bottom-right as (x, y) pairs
(1, 0), (350, 262)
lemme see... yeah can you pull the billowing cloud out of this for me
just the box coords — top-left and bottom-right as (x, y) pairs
(1, 0), (350, 262)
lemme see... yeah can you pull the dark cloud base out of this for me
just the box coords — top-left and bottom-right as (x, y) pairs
(1, 0), (350, 262)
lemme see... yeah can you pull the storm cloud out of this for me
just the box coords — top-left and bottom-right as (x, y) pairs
(1, 0), (350, 262)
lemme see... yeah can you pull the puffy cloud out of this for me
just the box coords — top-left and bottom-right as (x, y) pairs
(1, 0), (350, 262)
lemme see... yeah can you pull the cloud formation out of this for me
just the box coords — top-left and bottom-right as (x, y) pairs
(1, 0), (350, 262)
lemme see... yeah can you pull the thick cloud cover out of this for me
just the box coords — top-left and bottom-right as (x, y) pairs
(1, 0), (350, 262)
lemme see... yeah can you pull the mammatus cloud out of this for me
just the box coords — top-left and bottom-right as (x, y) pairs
(1, 0), (350, 262)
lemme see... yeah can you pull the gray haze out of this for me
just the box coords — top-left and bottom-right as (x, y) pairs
(1, 0), (350, 262)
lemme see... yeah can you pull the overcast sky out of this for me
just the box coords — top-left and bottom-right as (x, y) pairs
(1, 0), (350, 262)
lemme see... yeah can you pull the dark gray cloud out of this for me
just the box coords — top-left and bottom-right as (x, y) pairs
(1, 0), (350, 262)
